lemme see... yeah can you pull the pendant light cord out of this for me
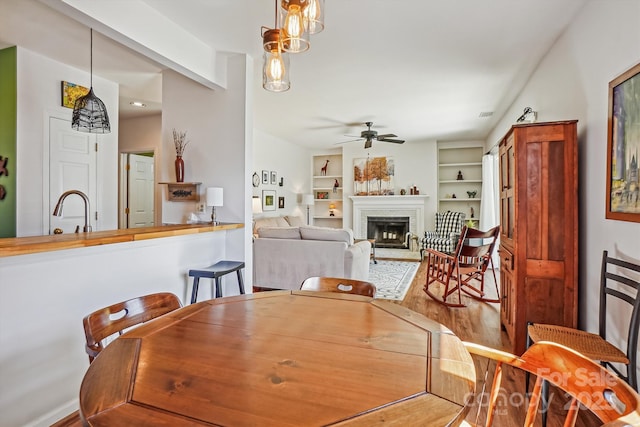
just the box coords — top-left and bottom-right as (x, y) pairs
(90, 28), (93, 87)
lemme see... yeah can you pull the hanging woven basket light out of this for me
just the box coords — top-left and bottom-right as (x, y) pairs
(72, 29), (111, 134)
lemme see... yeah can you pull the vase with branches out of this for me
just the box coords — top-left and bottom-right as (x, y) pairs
(172, 129), (189, 182)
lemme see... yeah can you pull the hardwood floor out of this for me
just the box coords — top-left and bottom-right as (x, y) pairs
(395, 259), (600, 427)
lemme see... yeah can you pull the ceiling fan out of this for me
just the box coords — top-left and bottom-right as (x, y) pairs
(339, 122), (405, 149)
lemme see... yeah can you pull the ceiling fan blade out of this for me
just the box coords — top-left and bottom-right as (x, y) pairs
(376, 134), (397, 139)
(379, 138), (405, 144)
(334, 138), (363, 145)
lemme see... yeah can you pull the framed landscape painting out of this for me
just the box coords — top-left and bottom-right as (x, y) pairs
(606, 62), (640, 223)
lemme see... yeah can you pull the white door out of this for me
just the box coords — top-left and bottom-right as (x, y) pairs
(128, 153), (155, 228)
(49, 117), (97, 234)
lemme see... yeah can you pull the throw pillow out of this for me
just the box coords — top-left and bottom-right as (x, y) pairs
(299, 226), (354, 245)
(284, 215), (304, 227)
(257, 226), (301, 239)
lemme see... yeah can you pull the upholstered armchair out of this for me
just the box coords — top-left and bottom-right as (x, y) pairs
(420, 211), (466, 259)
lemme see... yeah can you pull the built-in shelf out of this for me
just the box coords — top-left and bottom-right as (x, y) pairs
(159, 182), (201, 202)
(438, 144), (483, 221)
(312, 153), (343, 228)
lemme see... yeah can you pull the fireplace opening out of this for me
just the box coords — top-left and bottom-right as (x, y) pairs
(367, 216), (410, 249)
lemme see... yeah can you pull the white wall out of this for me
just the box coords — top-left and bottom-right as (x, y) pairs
(16, 47), (119, 236)
(340, 140), (439, 232)
(486, 0), (640, 346)
(253, 129), (312, 221)
(0, 232), (231, 427)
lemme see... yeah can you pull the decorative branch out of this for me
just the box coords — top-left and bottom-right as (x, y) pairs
(172, 129), (189, 156)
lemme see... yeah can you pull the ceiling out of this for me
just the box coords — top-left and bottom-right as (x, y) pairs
(1, 0), (589, 149)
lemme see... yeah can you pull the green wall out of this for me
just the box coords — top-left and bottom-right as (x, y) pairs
(0, 47), (17, 237)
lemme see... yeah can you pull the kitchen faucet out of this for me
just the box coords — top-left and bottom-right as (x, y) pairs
(53, 190), (92, 232)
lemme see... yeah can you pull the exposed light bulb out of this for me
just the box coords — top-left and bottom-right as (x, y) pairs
(263, 49), (290, 92)
(304, 0), (324, 34)
(281, 1), (310, 53)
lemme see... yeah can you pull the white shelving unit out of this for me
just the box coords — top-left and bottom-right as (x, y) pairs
(312, 152), (343, 228)
(438, 144), (483, 226)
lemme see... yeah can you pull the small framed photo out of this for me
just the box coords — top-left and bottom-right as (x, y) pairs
(262, 190), (276, 211)
(262, 170), (269, 184)
(278, 196), (285, 209)
(316, 191), (329, 200)
(270, 171), (277, 185)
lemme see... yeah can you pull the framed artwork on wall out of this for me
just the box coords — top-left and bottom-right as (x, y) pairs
(606, 62), (640, 223)
(270, 171), (277, 185)
(353, 156), (395, 196)
(278, 196), (285, 209)
(262, 170), (269, 184)
(61, 81), (89, 109)
(262, 190), (276, 211)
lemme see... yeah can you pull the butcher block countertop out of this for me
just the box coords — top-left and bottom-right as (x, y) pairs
(0, 223), (244, 258)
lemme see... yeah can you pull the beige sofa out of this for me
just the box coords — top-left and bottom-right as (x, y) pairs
(253, 218), (372, 291)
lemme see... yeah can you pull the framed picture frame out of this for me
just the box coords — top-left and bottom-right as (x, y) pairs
(270, 171), (277, 185)
(278, 196), (285, 209)
(316, 191), (329, 200)
(606, 62), (640, 223)
(61, 81), (89, 109)
(262, 170), (269, 184)
(262, 190), (276, 211)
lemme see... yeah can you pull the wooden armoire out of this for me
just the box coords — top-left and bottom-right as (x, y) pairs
(498, 120), (578, 355)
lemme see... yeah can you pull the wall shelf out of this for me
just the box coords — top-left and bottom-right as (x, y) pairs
(159, 182), (201, 202)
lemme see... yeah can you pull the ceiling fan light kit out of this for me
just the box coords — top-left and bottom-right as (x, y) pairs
(72, 28), (111, 133)
(262, 0), (324, 92)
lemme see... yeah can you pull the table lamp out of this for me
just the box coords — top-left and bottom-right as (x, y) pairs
(252, 196), (263, 214)
(206, 187), (223, 224)
(302, 194), (315, 225)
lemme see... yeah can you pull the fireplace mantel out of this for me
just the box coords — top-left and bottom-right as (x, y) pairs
(349, 195), (428, 239)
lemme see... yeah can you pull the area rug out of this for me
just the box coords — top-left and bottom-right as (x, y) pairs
(369, 260), (420, 301)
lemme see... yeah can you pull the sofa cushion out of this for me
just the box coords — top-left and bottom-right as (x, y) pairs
(253, 216), (290, 234)
(299, 226), (354, 245)
(284, 215), (305, 227)
(257, 226), (301, 239)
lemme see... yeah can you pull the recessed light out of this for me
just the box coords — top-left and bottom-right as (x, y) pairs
(130, 101), (147, 108)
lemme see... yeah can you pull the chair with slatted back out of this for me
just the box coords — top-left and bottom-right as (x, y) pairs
(83, 292), (182, 363)
(300, 277), (377, 297)
(464, 340), (640, 427)
(526, 250), (640, 426)
(423, 225), (500, 307)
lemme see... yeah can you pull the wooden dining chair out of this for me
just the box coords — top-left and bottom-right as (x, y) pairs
(464, 340), (640, 427)
(300, 277), (377, 297)
(83, 292), (182, 363)
(423, 225), (500, 307)
(526, 250), (640, 426)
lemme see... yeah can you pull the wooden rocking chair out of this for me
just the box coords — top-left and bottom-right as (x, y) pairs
(423, 225), (500, 307)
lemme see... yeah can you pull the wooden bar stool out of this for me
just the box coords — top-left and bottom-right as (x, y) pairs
(188, 260), (245, 304)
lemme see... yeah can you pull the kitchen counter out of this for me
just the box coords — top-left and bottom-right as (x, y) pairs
(0, 222), (244, 257)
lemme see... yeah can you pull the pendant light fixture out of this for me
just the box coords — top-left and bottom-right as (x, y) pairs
(72, 29), (111, 133)
(280, 0), (310, 53)
(304, 0), (324, 35)
(262, 0), (291, 92)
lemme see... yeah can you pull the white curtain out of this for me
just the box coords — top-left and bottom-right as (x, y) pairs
(480, 153), (500, 266)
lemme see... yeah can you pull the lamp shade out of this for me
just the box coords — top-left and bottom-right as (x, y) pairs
(206, 187), (223, 207)
(302, 194), (315, 205)
(252, 196), (263, 214)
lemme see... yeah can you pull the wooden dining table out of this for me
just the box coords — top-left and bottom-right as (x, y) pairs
(79, 291), (476, 426)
